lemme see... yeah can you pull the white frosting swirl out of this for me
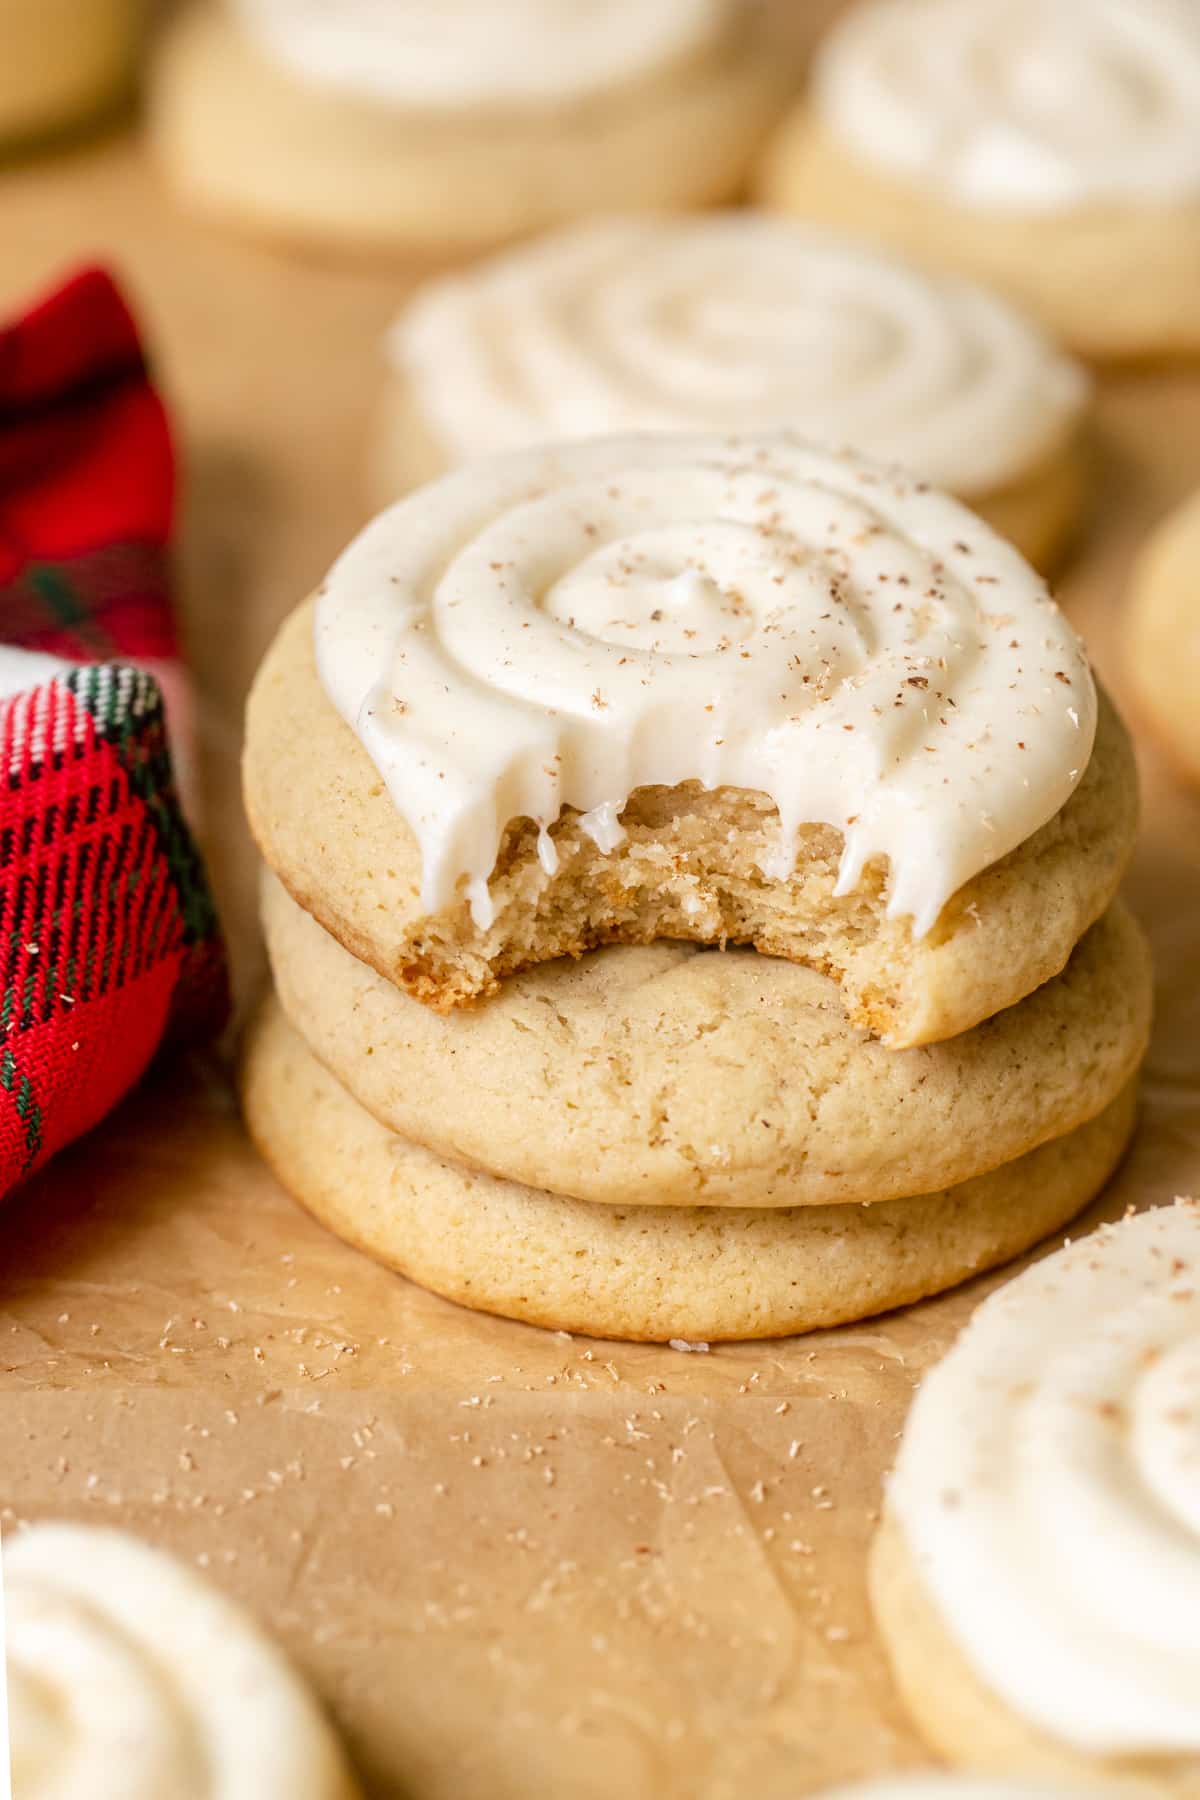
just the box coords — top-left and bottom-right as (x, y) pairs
(814, 0), (1200, 211)
(230, 0), (731, 110)
(889, 1202), (1200, 1757)
(390, 217), (1087, 496)
(315, 432), (1095, 936)
(5, 1524), (355, 1797)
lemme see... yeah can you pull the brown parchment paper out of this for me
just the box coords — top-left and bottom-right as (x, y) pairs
(2, 60), (1200, 1800)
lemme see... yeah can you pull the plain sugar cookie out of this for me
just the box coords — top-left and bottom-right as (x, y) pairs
(378, 214), (1090, 571)
(244, 432), (1138, 1047)
(241, 994), (1138, 1345)
(239, 1000), (1144, 1353)
(5, 1521), (360, 1798)
(1125, 489), (1200, 784)
(758, 0), (1200, 360)
(150, 1), (788, 254)
(263, 874), (1151, 1212)
(872, 1203), (1200, 1798)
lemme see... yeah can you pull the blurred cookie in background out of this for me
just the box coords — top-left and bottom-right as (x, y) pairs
(0, 0), (146, 150)
(376, 213), (1091, 572)
(1126, 488), (1200, 785)
(150, 0), (791, 255)
(820, 1783), (1099, 1799)
(758, 0), (1200, 360)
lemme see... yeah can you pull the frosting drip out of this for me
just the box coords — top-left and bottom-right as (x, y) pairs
(6, 1524), (350, 1798)
(814, 0), (1200, 211)
(390, 217), (1088, 495)
(889, 1203), (1200, 1756)
(314, 433), (1095, 934)
(231, 0), (731, 109)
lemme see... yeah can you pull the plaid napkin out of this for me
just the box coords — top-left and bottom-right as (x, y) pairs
(0, 266), (227, 1192)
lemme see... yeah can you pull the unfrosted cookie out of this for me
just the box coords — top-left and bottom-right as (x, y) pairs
(0, 0), (142, 148)
(871, 1203), (1200, 1798)
(243, 434), (1137, 1048)
(263, 873), (1150, 1211)
(151, 1), (786, 254)
(241, 994), (1138, 1344)
(378, 215), (1090, 571)
(758, 0), (1200, 360)
(1126, 490), (1200, 784)
(5, 1522), (360, 1798)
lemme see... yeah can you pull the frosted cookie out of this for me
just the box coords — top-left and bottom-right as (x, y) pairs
(1126, 490), (1200, 785)
(871, 1203), (1200, 1797)
(151, 1), (786, 254)
(758, 0), (1200, 360)
(241, 994), (1137, 1344)
(379, 216), (1090, 571)
(0, 0), (143, 149)
(243, 433), (1138, 1047)
(5, 1522), (360, 1798)
(263, 874), (1150, 1211)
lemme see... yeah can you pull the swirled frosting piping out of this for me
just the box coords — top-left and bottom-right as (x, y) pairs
(230, 0), (732, 109)
(390, 217), (1087, 495)
(314, 433), (1095, 934)
(813, 0), (1200, 211)
(6, 1524), (351, 1797)
(889, 1202), (1200, 1756)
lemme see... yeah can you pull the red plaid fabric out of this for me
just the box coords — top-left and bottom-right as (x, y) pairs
(0, 267), (227, 1190)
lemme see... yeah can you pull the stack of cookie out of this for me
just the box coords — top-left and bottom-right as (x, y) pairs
(241, 431), (1149, 1343)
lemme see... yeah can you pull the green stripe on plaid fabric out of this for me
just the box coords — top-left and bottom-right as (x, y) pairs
(66, 665), (220, 946)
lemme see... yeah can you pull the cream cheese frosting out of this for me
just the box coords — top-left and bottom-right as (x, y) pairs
(230, 0), (732, 110)
(389, 216), (1088, 496)
(813, 0), (1200, 212)
(314, 432), (1096, 934)
(5, 1523), (355, 1798)
(888, 1202), (1200, 1757)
